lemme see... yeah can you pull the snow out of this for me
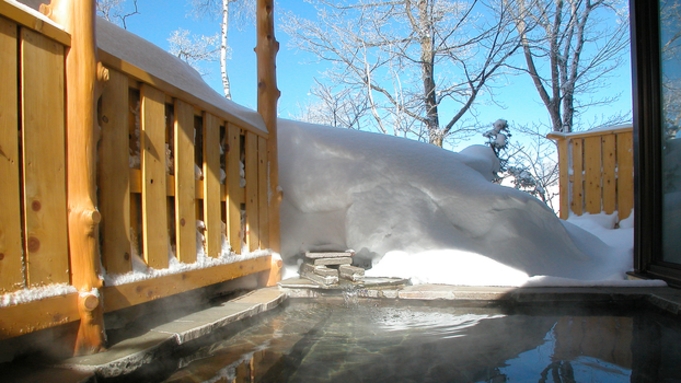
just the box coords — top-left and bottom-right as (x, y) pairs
(278, 119), (666, 287)
(5, 0), (65, 31)
(95, 18), (267, 133)
(1, 284), (77, 308)
(102, 220), (275, 286)
(0, 1), (664, 306)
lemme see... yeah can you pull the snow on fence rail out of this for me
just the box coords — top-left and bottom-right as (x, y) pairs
(0, 1), (278, 345)
(548, 125), (634, 221)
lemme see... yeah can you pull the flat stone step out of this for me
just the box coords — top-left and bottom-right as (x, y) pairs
(339, 265), (365, 281)
(310, 256), (352, 266)
(305, 250), (355, 259)
(54, 288), (286, 379)
(299, 264), (339, 285)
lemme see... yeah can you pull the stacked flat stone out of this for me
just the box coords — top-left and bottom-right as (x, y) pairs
(299, 250), (365, 286)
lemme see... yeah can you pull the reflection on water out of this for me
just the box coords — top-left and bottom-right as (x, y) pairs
(154, 300), (681, 383)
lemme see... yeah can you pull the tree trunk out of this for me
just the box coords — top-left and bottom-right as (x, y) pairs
(221, 0), (232, 99)
(255, 0), (281, 255)
(41, 0), (107, 355)
(417, 0), (441, 146)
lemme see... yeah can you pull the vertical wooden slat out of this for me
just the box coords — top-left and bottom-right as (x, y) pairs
(257, 136), (270, 249)
(99, 70), (132, 274)
(20, 28), (69, 286)
(617, 132), (634, 220)
(601, 134), (617, 215)
(203, 113), (222, 258)
(0, 17), (24, 292)
(584, 136), (602, 214)
(571, 139), (584, 216)
(226, 124), (242, 254)
(555, 137), (570, 220)
(140, 84), (168, 269)
(174, 100), (196, 263)
(245, 132), (259, 251)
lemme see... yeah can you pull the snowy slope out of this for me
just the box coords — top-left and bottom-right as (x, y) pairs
(278, 120), (664, 287)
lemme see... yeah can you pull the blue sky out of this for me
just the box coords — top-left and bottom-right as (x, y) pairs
(115, 0), (633, 148)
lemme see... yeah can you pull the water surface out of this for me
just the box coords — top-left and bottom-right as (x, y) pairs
(152, 299), (681, 382)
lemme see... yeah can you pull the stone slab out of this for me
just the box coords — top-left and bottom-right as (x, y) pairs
(300, 263), (339, 278)
(152, 302), (258, 344)
(231, 287), (287, 310)
(339, 265), (365, 281)
(305, 250), (355, 259)
(57, 330), (176, 377)
(300, 269), (339, 285)
(56, 288), (288, 379)
(311, 257), (352, 266)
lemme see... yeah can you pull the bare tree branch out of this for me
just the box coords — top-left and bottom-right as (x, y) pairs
(283, 0), (521, 147)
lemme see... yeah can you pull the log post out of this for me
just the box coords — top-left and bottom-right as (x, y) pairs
(41, 0), (107, 355)
(255, 0), (281, 256)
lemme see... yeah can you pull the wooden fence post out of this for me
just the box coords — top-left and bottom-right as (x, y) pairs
(255, 0), (281, 252)
(41, 0), (107, 355)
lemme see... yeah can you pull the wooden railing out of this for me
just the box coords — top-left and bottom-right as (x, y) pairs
(0, 0), (280, 353)
(548, 125), (634, 220)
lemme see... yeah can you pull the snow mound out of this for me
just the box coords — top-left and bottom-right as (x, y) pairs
(278, 120), (663, 287)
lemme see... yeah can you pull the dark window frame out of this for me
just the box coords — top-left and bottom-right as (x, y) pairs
(631, 0), (681, 286)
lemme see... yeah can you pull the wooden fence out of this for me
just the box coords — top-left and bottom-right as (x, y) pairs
(0, 0), (280, 353)
(548, 125), (634, 220)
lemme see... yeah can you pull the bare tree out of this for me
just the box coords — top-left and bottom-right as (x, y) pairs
(480, 119), (558, 207)
(506, 132), (560, 208)
(661, 0), (681, 139)
(508, 0), (629, 133)
(96, 0), (139, 29)
(185, 0), (255, 99)
(297, 80), (371, 130)
(168, 29), (220, 75)
(283, 0), (522, 147)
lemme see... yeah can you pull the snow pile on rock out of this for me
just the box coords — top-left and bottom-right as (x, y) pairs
(278, 119), (664, 287)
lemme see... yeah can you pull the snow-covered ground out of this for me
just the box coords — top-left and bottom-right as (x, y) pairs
(278, 119), (665, 287)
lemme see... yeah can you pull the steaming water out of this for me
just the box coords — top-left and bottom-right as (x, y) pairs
(117, 300), (680, 382)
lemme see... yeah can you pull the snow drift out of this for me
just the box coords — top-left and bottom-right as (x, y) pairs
(278, 120), (659, 286)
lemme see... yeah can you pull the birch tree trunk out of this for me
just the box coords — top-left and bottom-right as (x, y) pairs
(221, 0), (232, 99)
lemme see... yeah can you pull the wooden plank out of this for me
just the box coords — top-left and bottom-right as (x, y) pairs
(174, 100), (197, 263)
(584, 137), (602, 214)
(98, 49), (269, 138)
(245, 132), (260, 251)
(203, 113), (222, 258)
(129, 169), (227, 202)
(103, 256), (272, 312)
(0, 1), (71, 47)
(226, 124), (243, 254)
(0, 17), (24, 292)
(617, 132), (634, 220)
(140, 84), (169, 269)
(570, 139), (584, 216)
(601, 134), (617, 215)
(20, 28), (69, 286)
(99, 69), (132, 275)
(0, 292), (80, 340)
(548, 125), (633, 141)
(554, 137), (570, 220)
(257, 136), (270, 249)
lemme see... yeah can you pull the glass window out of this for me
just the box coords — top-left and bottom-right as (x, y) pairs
(660, 0), (681, 264)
